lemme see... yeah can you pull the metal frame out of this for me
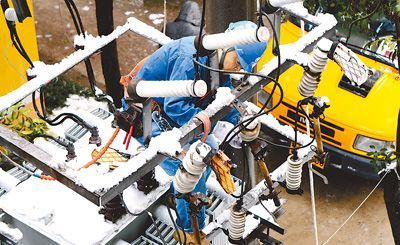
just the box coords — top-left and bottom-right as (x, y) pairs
(0, 10), (336, 206)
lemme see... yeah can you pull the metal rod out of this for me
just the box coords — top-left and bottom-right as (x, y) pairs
(190, 211), (202, 244)
(312, 117), (324, 153)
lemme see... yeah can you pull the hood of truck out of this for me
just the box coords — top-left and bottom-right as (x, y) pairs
(279, 57), (400, 141)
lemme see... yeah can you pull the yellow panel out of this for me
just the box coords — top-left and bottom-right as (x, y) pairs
(0, 0), (38, 96)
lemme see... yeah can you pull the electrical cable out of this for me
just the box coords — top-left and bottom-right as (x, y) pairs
(165, 193), (187, 245)
(259, 198), (277, 223)
(191, 60), (284, 151)
(208, 11), (283, 151)
(32, 90), (94, 129)
(148, 211), (167, 245)
(220, 14), (282, 147)
(322, 169), (390, 244)
(63, 0), (116, 111)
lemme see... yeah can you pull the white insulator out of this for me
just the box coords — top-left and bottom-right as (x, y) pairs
(4, 8), (18, 22)
(228, 206), (246, 241)
(268, 0), (303, 7)
(298, 38), (332, 97)
(0, 168), (19, 192)
(173, 141), (211, 194)
(286, 155), (303, 190)
(202, 26), (270, 51)
(136, 79), (207, 98)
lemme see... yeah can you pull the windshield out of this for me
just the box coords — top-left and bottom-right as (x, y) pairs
(303, 0), (398, 68)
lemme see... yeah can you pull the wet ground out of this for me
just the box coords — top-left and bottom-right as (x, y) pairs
(32, 1), (395, 244)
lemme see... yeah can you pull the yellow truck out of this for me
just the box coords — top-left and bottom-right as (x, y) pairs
(258, 16), (400, 179)
(0, 0), (38, 96)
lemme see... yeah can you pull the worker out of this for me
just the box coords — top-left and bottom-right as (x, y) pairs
(121, 20), (267, 244)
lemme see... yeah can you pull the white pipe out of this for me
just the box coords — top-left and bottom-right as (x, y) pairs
(202, 26), (270, 51)
(0, 168), (19, 192)
(136, 79), (207, 98)
(268, 0), (303, 8)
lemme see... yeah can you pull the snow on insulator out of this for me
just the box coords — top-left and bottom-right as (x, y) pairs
(136, 79), (207, 98)
(202, 26), (270, 51)
(0, 221), (23, 243)
(0, 168), (19, 192)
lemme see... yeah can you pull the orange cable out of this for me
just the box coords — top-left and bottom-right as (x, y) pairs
(79, 127), (120, 170)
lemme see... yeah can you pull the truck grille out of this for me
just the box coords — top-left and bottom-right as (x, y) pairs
(279, 101), (344, 146)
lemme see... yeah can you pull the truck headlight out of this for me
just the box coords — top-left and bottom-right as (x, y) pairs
(354, 135), (394, 152)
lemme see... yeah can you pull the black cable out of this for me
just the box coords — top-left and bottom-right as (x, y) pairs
(9, 26), (34, 67)
(259, 197), (277, 223)
(258, 12), (281, 113)
(67, 0), (86, 37)
(191, 60), (284, 151)
(207, 10), (283, 151)
(32, 90), (95, 130)
(148, 211), (167, 245)
(194, 0), (206, 81)
(165, 193), (186, 245)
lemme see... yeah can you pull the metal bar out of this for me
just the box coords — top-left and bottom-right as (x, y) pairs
(209, 52), (220, 91)
(0, 125), (101, 205)
(142, 99), (153, 146)
(0, 17), (171, 113)
(0, 19), (336, 206)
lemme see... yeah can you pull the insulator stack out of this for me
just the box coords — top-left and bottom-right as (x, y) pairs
(298, 38), (332, 97)
(286, 155), (303, 190)
(173, 142), (211, 194)
(228, 205), (246, 242)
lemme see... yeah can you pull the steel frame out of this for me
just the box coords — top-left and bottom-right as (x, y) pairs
(0, 10), (336, 206)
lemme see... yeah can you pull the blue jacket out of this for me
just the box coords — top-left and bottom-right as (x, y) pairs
(135, 36), (240, 127)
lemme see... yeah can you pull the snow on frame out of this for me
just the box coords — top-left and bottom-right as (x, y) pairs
(0, 17), (171, 113)
(0, 221), (23, 243)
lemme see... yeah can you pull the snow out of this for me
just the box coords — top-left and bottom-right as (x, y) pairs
(127, 17), (172, 46)
(0, 221), (23, 242)
(148, 13), (164, 25)
(0, 168), (19, 192)
(122, 167), (172, 214)
(0, 17), (171, 113)
(81, 6), (90, 11)
(124, 11), (135, 16)
(289, 51), (310, 67)
(203, 87), (235, 117)
(0, 177), (115, 245)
